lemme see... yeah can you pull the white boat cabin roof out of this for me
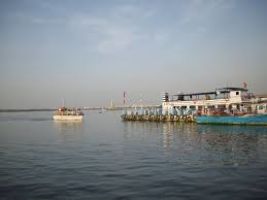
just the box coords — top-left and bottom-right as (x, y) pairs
(163, 87), (249, 102)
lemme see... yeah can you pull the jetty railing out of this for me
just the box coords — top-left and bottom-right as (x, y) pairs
(121, 107), (196, 123)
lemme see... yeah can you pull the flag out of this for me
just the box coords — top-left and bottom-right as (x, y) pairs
(243, 82), (247, 89)
(123, 91), (127, 104)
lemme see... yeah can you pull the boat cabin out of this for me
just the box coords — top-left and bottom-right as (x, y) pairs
(161, 87), (256, 115)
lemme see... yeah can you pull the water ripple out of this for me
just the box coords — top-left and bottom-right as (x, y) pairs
(1, 112), (267, 199)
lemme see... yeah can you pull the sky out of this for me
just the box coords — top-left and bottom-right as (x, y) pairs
(0, 0), (267, 108)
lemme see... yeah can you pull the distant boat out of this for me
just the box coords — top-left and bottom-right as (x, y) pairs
(99, 107), (105, 114)
(53, 107), (84, 121)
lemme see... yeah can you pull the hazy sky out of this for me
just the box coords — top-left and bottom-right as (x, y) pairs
(0, 0), (267, 108)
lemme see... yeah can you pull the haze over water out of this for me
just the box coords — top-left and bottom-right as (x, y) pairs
(1, 0), (267, 199)
(1, 0), (267, 108)
(1, 111), (267, 199)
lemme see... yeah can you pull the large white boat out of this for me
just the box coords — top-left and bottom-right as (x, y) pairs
(162, 86), (267, 116)
(53, 107), (84, 121)
(120, 85), (267, 125)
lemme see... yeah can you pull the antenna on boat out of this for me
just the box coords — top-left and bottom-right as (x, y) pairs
(123, 91), (127, 105)
(243, 81), (247, 89)
(62, 98), (65, 107)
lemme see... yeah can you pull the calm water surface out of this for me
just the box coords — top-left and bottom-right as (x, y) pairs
(0, 111), (267, 199)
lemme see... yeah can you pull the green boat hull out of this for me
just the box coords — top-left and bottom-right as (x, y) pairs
(196, 114), (267, 125)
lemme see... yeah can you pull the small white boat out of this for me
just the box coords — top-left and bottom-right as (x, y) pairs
(53, 107), (84, 121)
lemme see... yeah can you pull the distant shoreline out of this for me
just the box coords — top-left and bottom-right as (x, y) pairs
(0, 109), (56, 112)
(0, 105), (161, 112)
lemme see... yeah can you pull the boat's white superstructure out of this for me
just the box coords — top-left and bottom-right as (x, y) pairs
(53, 107), (84, 121)
(53, 115), (83, 121)
(162, 87), (266, 116)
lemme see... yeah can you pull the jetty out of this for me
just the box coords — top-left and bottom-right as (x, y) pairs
(121, 107), (195, 123)
(121, 86), (267, 125)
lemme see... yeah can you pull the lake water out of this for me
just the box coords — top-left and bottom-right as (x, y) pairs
(0, 111), (267, 199)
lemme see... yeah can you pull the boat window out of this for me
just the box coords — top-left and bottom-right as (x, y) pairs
(189, 106), (196, 109)
(236, 91), (239, 95)
(178, 95), (184, 101)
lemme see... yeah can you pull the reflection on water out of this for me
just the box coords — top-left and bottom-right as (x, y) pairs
(122, 121), (161, 141)
(53, 121), (84, 142)
(1, 111), (267, 199)
(123, 121), (267, 167)
(196, 125), (267, 166)
(162, 123), (174, 149)
(53, 121), (83, 131)
(162, 123), (200, 150)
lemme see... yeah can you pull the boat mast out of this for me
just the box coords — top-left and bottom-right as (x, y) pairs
(62, 98), (65, 107)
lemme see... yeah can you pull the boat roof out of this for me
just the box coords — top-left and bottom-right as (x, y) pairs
(217, 87), (248, 92)
(173, 87), (248, 97)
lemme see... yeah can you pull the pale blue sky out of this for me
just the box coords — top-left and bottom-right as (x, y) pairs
(0, 0), (267, 108)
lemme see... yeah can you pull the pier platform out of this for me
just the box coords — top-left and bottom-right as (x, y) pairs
(121, 113), (195, 123)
